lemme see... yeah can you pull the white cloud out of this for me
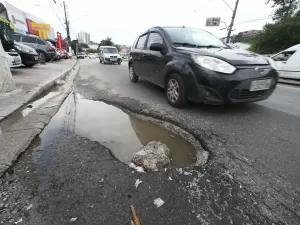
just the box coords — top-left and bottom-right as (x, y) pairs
(2, 0), (274, 45)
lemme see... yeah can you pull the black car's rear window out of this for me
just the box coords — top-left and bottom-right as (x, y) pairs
(14, 35), (21, 42)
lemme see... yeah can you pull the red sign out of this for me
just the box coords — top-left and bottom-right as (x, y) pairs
(57, 32), (62, 49)
(26, 19), (38, 36)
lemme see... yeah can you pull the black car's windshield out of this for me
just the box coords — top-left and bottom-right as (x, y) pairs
(165, 27), (227, 48)
(103, 48), (117, 53)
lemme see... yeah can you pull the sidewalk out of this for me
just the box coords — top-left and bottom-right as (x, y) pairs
(0, 60), (77, 122)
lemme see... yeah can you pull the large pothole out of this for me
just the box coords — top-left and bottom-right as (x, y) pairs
(35, 93), (209, 167)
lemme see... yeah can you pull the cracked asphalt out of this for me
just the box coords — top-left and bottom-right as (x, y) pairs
(0, 58), (300, 224)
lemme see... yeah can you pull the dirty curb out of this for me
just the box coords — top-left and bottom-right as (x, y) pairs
(0, 63), (80, 176)
(0, 60), (78, 123)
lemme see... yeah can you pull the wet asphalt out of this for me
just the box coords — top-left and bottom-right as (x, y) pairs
(1, 58), (300, 224)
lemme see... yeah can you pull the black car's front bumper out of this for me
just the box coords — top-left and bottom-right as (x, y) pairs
(187, 64), (278, 104)
(19, 52), (39, 65)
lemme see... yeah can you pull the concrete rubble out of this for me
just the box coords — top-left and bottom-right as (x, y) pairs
(132, 141), (170, 171)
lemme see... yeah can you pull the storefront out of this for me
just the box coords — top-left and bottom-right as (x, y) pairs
(5, 2), (55, 40)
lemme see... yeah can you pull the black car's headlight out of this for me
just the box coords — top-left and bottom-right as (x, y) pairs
(15, 45), (37, 54)
(192, 55), (236, 74)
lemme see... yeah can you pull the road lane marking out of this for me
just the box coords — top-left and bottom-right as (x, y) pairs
(278, 84), (300, 91)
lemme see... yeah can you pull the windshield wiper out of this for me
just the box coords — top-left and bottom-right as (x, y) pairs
(196, 45), (227, 49)
(172, 42), (197, 47)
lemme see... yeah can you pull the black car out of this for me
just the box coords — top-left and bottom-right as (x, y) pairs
(129, 26), (278, 107)
(14, 33), (55, 62)
(14, 41), (39, 67)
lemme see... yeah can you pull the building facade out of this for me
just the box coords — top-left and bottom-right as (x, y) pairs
(5, 2), (55, 40)
(78, 32), (90, 44)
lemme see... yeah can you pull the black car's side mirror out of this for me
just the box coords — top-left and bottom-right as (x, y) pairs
(150, 43), (163, 51)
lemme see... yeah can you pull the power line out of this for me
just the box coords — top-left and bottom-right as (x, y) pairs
(194, 0), (214, 12)
(235, 16), (273, 25)
(48, 0), (65, 30)
(221, 0), (233, 11)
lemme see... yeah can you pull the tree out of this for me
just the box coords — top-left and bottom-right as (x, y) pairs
(248, 13), (300, 54)
(267, 0), (300, 21)
(98, 37), (121, 51)
(86, 48), (98, 53)
(98, 37), (114, 47)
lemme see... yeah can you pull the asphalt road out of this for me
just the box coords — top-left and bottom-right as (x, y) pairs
(75, 58), (300, 224)
(0, 58), (299, 224)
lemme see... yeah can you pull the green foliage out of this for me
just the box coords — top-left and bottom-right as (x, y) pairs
(86, 48), (98, 53)
(249, 13), (300, 54)
(267, 0), (300, 21)
(98, 37), (114, 47)
(98, 37), (120, 51)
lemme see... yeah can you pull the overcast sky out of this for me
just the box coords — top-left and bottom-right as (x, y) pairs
(2, 0), (275, 45)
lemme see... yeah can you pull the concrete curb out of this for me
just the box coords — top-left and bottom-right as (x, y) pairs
(278, 78), (300, 86)
(0, 60), (78, 123)
(0, 63), (80, 176)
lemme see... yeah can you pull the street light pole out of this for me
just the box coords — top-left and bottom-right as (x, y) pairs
(63, 1), (71, 49)
(226, 0), (239, 43)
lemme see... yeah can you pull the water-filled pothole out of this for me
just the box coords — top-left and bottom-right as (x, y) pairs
(37, 93), (205, 167)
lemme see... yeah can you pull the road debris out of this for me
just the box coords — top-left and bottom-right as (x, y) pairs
(168, 176), (172, 180)
(26, 204), (33, 210)
(135, 179), (142, 188)
(130, 205), (140, 225)
(14, 218), (23, 224)
(70, 217), (78, 222)
(129, 163), (145, 173)
(132, 141), (170, 171)
(154, 198), (165, 208)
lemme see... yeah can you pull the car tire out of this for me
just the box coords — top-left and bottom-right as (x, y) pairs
(166, 73), (187, 108)
(100, 58), (102, 64)
(129, 64), (138, 82)
(24, 64), (35, 68)
(38, 52), (46, 63)
(118, 62), (121, 65)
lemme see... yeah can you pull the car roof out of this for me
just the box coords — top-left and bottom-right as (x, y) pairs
(100, 46), (116, 48)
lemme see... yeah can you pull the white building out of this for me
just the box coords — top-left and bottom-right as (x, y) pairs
(78, 32), (90, 44)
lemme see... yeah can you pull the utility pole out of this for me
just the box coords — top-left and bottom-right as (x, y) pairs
(226, 0), (239, 44)
(63, 1), (71, 49)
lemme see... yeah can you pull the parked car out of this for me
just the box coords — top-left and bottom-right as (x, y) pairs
(14, 33), (55, 62)
(268, 44), (300, 80)
(129, 26), (278, 107)
(77, 52), (85, 59)
(57, 49), (67, 59)
(46, 41), (60, 61)
(5, 49), (22, 68)
(99, 46), (122, 64)
(14, 41), (39, 67)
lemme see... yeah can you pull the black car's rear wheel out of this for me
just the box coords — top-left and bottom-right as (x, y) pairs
(129, 64), (139, 82)
(166, 73), (187, 108)
(24, 63), (35, 67)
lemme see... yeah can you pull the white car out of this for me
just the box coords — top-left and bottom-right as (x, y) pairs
(99, 46), (122, 65)
(269, 44), (300, 80)
(5, 49), (22, 68)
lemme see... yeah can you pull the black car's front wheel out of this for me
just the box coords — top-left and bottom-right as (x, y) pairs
(129, 64), (139, 82)
(166, 73), (187, 108)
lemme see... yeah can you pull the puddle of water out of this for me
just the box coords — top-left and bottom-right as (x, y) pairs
(36, 93), (197, 167)
(0, 86), (60, 133)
